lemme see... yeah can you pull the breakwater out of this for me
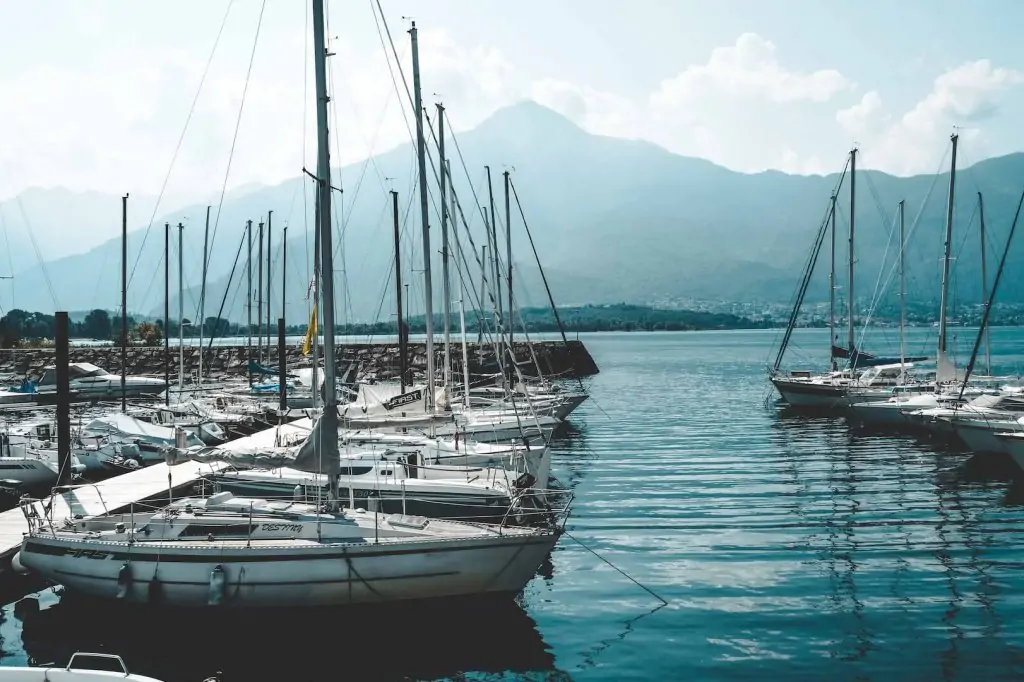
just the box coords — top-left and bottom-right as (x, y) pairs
(0, 340), (598, 382)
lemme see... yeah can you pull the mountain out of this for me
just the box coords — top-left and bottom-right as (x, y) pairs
(6, 101), (1024, 325)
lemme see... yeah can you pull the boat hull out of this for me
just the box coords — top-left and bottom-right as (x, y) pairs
(953, 421), (1017, 454)
(19, 531), (558, 608)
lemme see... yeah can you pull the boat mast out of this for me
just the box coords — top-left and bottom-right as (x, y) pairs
(898, 199), (906, 373)
(391, 190), (407, 392)
(310, 184), (321, 410)
(164, 222), (170, 406)
(478, 244), (486, 345)
(829, 193), (837, 371)
(847, 148), (856, 372)
(246, 219), (253, 387)
(121, 193), (128, 413)
(312, 0), (337, 413)
(486, 167), (501, 328)
(978, 191), (991, 375)
(409, 21), (435, 411)
(437, 103), (452, 392)
(282, 224), (287, 331)
(267, 210), (273, 355)
(937, 133), (958, 383)
(178, 223), (184, 392)
(447, 159), (464, 403)
(199, 206), (210, 390)
(503, 170), (513, 383)
(257, 220), (264, 364)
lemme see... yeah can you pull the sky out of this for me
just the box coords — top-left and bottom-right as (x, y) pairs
(1, 0), (1023, 205)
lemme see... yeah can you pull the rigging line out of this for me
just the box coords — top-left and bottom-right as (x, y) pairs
(205, 0), (268, 287)
(203, 230), (247, 359)
(854, 208), (899, 349)
(852, 148), (950, 343)
(370, 0), (415, 144)
(126, 0), (235, 291)
(1, 166), (58, 308)
(0, 205), (12, 312)
(565, 531), (668, 606)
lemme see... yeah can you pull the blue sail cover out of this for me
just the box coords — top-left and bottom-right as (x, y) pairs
(831, 345), (929, 368)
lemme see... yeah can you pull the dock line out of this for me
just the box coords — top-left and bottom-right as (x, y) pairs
(565, 531), (668, 606)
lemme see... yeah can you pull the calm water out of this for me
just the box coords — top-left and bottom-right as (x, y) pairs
(4, 328), (1024, 681)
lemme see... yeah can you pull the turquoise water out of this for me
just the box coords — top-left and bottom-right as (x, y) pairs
(4, 329), (1024, 681)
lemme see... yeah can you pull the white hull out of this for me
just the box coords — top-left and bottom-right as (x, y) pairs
(953, 421), (1018, 454)
(20, 526), (558, 608)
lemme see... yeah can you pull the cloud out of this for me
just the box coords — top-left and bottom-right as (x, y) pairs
(836, 60), (1024, 173)
(646, 33), (852, 173)
(652, 33), (853, 108)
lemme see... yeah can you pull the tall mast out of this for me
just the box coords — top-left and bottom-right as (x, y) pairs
(898, 199), (906, 372)
(198, 206), (210, 389)
(937, 133), (958, 382)
(267, 210), (273, 354)
(447, 160), (462, 400)
(409, 21), (435, 411)
(282, 224), (288, 331)
(312, 0), (337, 411)
(120, 193), (128, 413)
(392, 189), (406, 392)
(478, 244), (487, 345)
(246, 219), (253, 386)
(177, 223), (184, 392)
(310, 184), (321, 410)
(503, 170), (513, 380)
(847, 148), (856, 370)
(437, 102), (452, 391)
(979, 191), (991, 375)
(828, 193), (837, 371)
(257, 220), (264, 363)
(486, 167), (502, 328)
(164, 222), (170, 406)
(483, 210), (503, 377)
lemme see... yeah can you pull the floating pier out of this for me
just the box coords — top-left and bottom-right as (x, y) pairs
(0, 460), (230, 570)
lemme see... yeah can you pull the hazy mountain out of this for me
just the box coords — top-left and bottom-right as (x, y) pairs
(6, 101), (1024, 326)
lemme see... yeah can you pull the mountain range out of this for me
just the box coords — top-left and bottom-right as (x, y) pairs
(2, 100), (1024, 326)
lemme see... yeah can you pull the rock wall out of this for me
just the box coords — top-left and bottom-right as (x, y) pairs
(0, 340), (599, 383)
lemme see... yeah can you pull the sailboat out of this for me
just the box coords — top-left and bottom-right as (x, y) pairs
(15, 2), (565, 609)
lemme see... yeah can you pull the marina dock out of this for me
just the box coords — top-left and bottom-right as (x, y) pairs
(0, 460), (230, 567)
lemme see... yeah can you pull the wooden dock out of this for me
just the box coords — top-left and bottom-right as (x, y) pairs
(0, 460), (230, 565)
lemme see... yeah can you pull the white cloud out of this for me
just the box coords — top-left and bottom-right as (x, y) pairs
(836, 60), (1024, 173)
(646, 33), (852, 173)
(651, 33), (852, 110)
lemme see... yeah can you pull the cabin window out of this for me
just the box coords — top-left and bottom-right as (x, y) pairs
(179, 523), (253, 537)
(340, 466), (373, 476)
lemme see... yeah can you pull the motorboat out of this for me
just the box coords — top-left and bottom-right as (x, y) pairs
(0, 652), (163, 681)
(33, 363), (167, 400)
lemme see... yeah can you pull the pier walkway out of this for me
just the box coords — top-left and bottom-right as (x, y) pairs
(0, 460), (229, 564)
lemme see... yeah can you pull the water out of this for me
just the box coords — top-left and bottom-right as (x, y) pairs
(4, 328), (1024, 681)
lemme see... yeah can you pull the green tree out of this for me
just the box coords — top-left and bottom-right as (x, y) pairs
(82, 309), (112, 340)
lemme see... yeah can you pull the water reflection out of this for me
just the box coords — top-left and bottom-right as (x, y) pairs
(13, 590), (559, 682)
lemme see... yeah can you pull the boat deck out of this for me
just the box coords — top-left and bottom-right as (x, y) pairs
(0, 460), (230, 565)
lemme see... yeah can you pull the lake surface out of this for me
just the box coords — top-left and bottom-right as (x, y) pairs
(4, 328), (1024, 681)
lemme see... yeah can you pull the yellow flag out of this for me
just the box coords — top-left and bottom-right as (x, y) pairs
(301, 304), (318, 356)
